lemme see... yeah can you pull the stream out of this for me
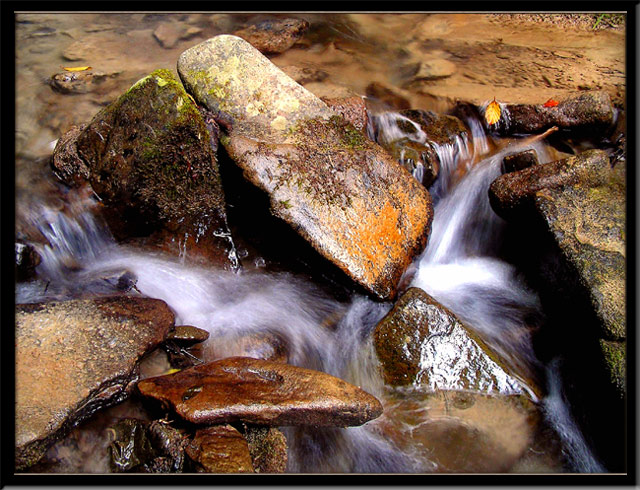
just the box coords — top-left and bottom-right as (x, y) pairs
(14, 12), (614, 474)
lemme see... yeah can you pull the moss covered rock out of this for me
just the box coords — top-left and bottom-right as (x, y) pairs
(534, 163), (626, 341)
(51, 69), (233, 267)
(178, 35), (432, 300)
(244, 426), (287, 473)
(373, 287), (537, 398)
(599, 339), (626, 398)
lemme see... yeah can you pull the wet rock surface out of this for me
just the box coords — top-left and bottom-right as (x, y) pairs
(373, 287), (533, 397)
(166, 325), (210, 347)
(233, 18), (310, 54)
(186, 425), (254, 473)
(137, 356), (383, 427)
(244, 426), (288, 473)
(380, 390), (539, 473)
(109, 418), (188, 473)
(280, 64), (329, 86)
(502, 91), (615, 135)
(178, 35), (432, 300)
(15, 296), (175, 470)
(502, 149), (540, 174)
(15, 241), (42, 282)
(488, 149), (611, 222)
(51, 69), (233, 267)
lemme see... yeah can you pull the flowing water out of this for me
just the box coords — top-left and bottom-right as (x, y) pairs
(14, 12), (610, 474)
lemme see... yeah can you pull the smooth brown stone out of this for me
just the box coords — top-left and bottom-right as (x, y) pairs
(186, 425), (254, 473)
(138, 356), (383, 427)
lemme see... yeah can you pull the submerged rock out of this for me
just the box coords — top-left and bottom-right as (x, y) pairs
(153, 22), (202, 49)
(244, 426), (288, 473)
(280, 65), (329, 86)
(365, 81), (412, 110)
(178, 35), (432, 300)
(137, 356), (383, 427)
(49, 70), (121, 95)
(186, 425), (254, 473)
(233, 18), (310, 54)
(380, 390), (539, 473)
(373, 287), (534, 397)
(488, 149), (611, 222)
(15, 296), (174, 470)
(502, 91), (615, 135)
(51, 69), (233, 267)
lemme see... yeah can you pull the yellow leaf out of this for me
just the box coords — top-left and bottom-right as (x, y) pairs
(61, 66), (92, 72)
(485, 98), (501, 126)
(164, 368), (181, 375)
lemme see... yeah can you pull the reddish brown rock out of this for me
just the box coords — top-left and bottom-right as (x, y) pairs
(233, 18), (309, 54)
(186, 425), (254, 473)
(15, 297), (175, 470)
(137, 356), (383, 427)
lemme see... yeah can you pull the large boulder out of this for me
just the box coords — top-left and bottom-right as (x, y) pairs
(178, 35), (432, 300)
(488, 149), (611, 222)
(534, 164), (626, 344)
(15, 297), (175, 470)
(373, 287), (536, 398)
(137, 356), (383, 427)
(501, 91), (615, 135)
(51, 69), (233, 267)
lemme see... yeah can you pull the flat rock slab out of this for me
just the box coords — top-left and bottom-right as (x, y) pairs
(186, 425), (254, 473)
(488, 149), (611, 222)
(178, 35), (432, 299)
(137, 356), (383, 427)
(374, 287), (535, 398)
(15, 296), (174, 470)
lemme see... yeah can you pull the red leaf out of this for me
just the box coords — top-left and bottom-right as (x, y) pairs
(543, 98), (559, 108)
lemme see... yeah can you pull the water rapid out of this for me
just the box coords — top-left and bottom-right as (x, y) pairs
(16, 114), (605, 474)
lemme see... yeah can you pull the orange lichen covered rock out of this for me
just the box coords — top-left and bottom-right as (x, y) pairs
(178, 35), (433, 299)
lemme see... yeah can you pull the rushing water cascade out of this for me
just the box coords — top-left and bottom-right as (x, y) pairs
(17, 123), (604, 473)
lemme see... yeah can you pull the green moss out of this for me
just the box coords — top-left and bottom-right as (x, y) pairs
(599, 339), (626, 396)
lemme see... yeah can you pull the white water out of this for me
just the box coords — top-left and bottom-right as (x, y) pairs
(16, 120), (605, 473)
